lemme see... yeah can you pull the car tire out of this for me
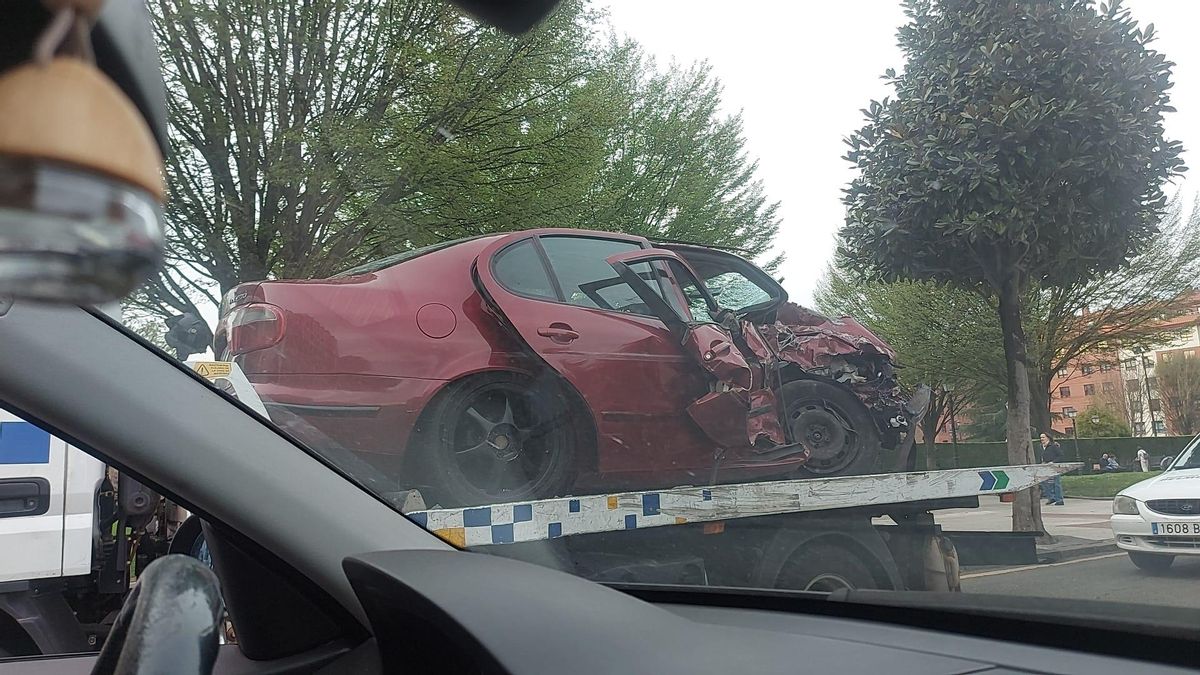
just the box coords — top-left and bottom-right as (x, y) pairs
(1127, 551), (1174, 572)
(414, 372), (579, 507)
(783, 379), (881, 477)
(773, 542), (879, 592)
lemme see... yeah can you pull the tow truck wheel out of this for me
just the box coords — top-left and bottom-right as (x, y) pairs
(784, 380), (880, 477)
(415, 372), (578, 507)
(773, 542), (878, 592)
(1128, 551), (1174, 572)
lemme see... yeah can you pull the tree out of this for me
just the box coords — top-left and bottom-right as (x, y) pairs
(839, 0), (1184, 531)
(1156, 353), (1200, 435)
(1075, 406), (1131, 438)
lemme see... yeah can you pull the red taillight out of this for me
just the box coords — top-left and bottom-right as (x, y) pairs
(221, 303), (284, 356)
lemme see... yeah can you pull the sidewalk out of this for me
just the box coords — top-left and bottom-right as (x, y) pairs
(933, 496), (1117, 560)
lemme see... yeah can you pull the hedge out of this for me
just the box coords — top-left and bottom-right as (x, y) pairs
(916, 435), (1195, 471)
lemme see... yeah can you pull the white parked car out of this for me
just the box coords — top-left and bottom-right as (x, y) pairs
(1110, 434), (1200, 571)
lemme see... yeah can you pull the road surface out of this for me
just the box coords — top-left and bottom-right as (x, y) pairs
(962, 551), (1200, 609)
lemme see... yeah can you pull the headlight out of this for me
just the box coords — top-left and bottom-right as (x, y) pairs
(1113, 495), (1140, 515)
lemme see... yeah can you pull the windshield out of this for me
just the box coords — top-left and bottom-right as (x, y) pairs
(35, 0), (1200, 655)
(1169, 435), (1200, 470)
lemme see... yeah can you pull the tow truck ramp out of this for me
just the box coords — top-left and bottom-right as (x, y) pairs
(408, 463), (1080, 547)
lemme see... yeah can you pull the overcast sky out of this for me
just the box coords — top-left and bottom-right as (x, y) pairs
(601, 0), (1200, 304)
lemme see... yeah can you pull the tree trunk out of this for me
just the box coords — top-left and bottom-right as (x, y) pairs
(921, 390), (946, 470)
(998, 274), (1044, 533)
(1028, 371), (1053, 437)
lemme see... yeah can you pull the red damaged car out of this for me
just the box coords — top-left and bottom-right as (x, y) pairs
(215, 229), (927, 505)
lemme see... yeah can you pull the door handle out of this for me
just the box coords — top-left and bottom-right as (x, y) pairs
(0, 478), (50, 518)
(537, 324), (580, 343)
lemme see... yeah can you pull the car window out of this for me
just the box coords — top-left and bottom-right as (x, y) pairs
(539, 236), (660, 317)
(492, 239), (557, 300)
(704, 271), (771, 313)
(669, 261), (716, 323)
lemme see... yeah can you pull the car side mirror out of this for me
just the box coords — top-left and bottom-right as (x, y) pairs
(1160, 456), (1174, 471)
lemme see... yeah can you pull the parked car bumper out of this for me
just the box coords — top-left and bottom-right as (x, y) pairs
(1111, 510), (1200, 556)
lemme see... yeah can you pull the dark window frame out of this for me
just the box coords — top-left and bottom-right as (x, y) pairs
(489, 233), (686, 323)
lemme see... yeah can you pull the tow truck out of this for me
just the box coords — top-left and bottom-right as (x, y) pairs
(0, 360), (1077, 656)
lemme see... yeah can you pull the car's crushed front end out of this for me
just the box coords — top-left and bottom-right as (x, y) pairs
(680, 298), (926, 462)
(770, 303), (919, 449)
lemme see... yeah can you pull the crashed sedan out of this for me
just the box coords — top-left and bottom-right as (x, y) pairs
(215, 229), (926, 506)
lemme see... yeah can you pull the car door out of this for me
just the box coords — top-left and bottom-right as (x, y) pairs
(0, 407), (67, 582)
(473, 231), (717, 482)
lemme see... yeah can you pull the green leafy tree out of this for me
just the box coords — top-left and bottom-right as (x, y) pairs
(1075, 406), (1131, 438)
(839, 0), (1184, 531)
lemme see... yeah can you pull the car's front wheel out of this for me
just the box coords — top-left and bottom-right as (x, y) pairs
(415, 372), (579, 507)
(1127, 551), (1174, 572)
(784, 379), (881, 477)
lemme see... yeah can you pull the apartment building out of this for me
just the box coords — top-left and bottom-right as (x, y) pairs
(1118, 310), (1200, 436)
(1049, 355), (1126, 435)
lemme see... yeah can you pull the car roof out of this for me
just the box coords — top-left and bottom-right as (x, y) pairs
(334, 229), (658, 278)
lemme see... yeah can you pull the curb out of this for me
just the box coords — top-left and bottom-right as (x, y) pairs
(1062, 495), (1113, 501)
(1037, 541), (1119, 563)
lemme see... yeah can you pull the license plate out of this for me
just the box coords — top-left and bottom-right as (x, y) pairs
(1151, 522), (1200, 535)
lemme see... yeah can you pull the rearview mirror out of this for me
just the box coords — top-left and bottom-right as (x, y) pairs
(446, 0), (562, 33)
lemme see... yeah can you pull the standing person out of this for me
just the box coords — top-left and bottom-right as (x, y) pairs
(1039, 432), (1065, 506)
(1137, 446), (1149, 472)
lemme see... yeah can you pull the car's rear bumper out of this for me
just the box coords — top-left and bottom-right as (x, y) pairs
(1111, 512), (1200, 556)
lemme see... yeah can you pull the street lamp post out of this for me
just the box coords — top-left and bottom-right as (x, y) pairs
(1066, 410), (1079, 462)
(1089, 413), (1101, 464)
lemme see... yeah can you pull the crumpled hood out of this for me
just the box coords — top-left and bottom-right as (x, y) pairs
(773, 302), (897, 363)
(1122, 468), (1200, 502)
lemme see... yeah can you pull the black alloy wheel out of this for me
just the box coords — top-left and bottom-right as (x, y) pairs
(419, 373), (576, 507)
(784, 379), (881, 477)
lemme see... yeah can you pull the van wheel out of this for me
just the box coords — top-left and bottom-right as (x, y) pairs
(416, 372), (578, 507)
(1128, 551), (1174, 572)
(774, 542), (878, 591)
(784, 380), (881, 477)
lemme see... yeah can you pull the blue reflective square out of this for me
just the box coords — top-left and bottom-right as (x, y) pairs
(548, 522), (563, 538)
(0, 422), (51, 464)
(568, 499), (581, 513)
(463, 507), (491, 528)
(513, 504), (533, 523)
(624, 514), (637, 530)
(642, 493), (660, 516)
(491, 523), (514, 544)
(702, 489), (712, 501)
(408, 512), (428, 528)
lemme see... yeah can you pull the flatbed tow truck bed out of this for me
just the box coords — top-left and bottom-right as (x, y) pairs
(206, 358), (1079, 593)
(201, 359), (1079, 592)
(403, 463), (1077, 593)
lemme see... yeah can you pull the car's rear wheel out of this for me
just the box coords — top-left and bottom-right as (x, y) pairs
(784, 380), (881, 477)
(415, 372), (578, 507)
(1127, 551), (1174, 572)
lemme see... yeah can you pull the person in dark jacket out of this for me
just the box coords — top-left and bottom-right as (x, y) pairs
(1039, 432), (1065, 505)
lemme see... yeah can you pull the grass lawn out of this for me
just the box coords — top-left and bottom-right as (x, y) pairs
(1062, 472), (1156, 498)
